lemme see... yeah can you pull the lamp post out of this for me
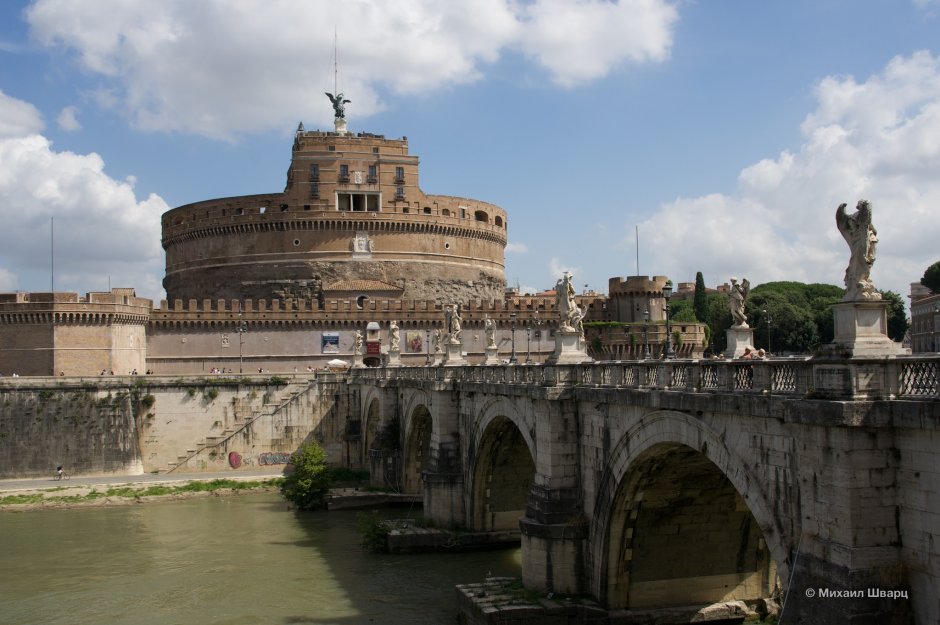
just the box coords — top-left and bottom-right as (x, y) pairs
(933, 304), (940, 352)
(763, 308), (772, 355)
(236, 314), (248, 373)
(532, 311), (541, 364)
(525, 321), (532, 364)
(662, 284), (674, 359)
(509, 312), (518, 364)
(425, 328), (432, 365)
(643, 309), (651, 359)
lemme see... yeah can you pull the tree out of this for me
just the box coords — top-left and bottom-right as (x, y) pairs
(280, 441), (333, 510)
(693, 272), (708, 322)
(880, 290), (909, 341)
(748, 282), (842, 354)
(668, 298), (697, 322)
(921, 260), (940, 293)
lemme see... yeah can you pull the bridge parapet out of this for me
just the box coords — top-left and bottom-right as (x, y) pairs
(348, 356), (939, 399)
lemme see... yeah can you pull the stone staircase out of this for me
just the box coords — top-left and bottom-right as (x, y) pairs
(164, 381), (310, 473)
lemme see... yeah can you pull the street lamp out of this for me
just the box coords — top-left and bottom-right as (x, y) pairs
(532, 311), (541, 364)
(236, 314), (248, 373)
(509, 312), (518, 364)
(525, 321), (532, 364)
(662, 284), (675, 359)
(425, 328), (432, 365)
(763, 308), (772, 355)
(643, 309), (651, 359)
(933, 304), (940, 352)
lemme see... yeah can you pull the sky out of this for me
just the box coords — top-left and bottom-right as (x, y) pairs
(1, 0), (939, 305)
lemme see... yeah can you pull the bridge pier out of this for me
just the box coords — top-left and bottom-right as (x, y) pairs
(520, 397), (586, 595)
(423, 392), (465, 527)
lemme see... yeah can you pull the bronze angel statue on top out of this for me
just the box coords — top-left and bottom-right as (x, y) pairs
(325, 92), (351, 118)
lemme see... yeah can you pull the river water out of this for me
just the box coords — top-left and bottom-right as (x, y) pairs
(0, 494), (521, 625)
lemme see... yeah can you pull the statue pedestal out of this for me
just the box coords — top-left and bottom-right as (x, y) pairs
(352, 351), (364, 368)
(725, 326), (755, 359)
(387, 348), (401, 367)
(546, 329), (591, 365)
(443, 342), (466, 366)
(483, 345), (498, 365)
(334, 117), (348, 135)
(821, 300), (903, 358)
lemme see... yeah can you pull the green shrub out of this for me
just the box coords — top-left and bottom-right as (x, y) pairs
(140, 394), (156, 408)
(356, 510), (390, 552)
(280, 441), (332, 510)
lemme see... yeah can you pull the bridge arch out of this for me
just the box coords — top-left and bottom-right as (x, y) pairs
(400, 389), (433, 495)
(468, 397), (536, 532)
(592, 410), (788, 610)
(359, 388), (385, 458)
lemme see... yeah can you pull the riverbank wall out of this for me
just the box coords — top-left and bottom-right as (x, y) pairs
(0, 374), (353, 478)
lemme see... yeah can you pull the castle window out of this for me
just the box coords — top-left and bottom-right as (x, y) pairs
(442, 208), (450, 217)
(494, 216), (503, 227)
(235, 208), (244, 216)
(367, 165), (377, 183)
(395, 186), (405, 200)
(338, 192), (380, 212)
(280, 204), (288, 212)
(339, 164), (349, 182)
(309, 164), (319, 181)
(329, 145), (335, 151)
(310, 183), (319, 199)
(460, 207), (466, 219)
(395, 167), (404, 183)
(474, 210), (488, 222)
(423, 206), (431, 214)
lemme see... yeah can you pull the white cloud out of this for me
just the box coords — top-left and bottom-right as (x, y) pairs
(506, 242), (529, 254)
(25, 0), (676, 139)
(56, 106), (81, 131)
(549, 257), (582, 284)
(0, 95), (167, 300)
(0, 90), (44, 138)
(515, 0), (677, 87)
(0, 267), (17, 291)
(638, 51), (940, 299)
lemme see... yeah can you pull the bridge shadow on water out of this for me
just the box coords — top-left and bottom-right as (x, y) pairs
(265, 499), (521, 625)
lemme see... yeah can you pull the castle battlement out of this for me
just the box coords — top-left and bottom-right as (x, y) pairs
(608, 275), (670, 295)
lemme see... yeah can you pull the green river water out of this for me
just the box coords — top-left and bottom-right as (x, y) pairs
(0, 493), (521, 625)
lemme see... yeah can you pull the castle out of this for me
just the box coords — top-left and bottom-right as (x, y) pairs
(0, 116), (705, 376)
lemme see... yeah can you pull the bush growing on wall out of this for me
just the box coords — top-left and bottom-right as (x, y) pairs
(280, 441), (332, 510)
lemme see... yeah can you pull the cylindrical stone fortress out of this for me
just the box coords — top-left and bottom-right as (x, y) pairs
(162, 129), (507, 303)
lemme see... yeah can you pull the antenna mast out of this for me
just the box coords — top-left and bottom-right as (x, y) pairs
(635, 225), (640, 276)
(334, 26), (338, 96)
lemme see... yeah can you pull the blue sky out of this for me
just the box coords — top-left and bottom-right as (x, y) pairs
(1, 0), (939, 303)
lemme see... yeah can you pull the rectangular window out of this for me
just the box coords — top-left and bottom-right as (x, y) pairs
(310, 183), (319, 199)
(396, 186), (405, 199)
(367, 165), (377, 183)
(309, 164), (319, 180)
(395, 166), (404, 183)
(339, 164), (350, 182)
(338, 192), (380, 212)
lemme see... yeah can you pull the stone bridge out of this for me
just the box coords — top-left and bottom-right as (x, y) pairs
(348, 356), (940, 624)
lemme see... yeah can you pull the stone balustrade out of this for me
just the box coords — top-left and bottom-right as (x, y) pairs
(349, 356), (939, 399)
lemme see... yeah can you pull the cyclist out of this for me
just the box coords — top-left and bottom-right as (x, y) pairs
(55, 465), (64, 480)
